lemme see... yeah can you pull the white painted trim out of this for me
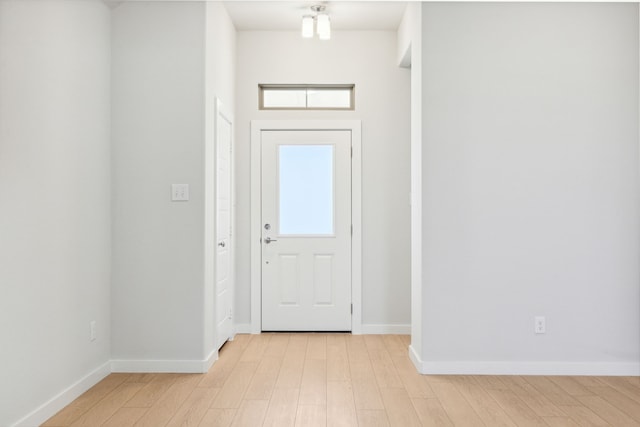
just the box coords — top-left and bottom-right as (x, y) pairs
(351, 122), (362, 335)
(250, 122), (262, 334)
(111, 357), (214, 374)
(11, 361), (111, 427)
(234, 323), (253, 334)
(408, 348), (640, 376)
(408, 1), (424, 369)
(250, 120), (363, 334)
(361, 324), (411, 335)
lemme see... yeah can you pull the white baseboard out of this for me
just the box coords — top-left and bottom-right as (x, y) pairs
(409, 344), (423, 373)
(11, 361), (111, 427)
(233, 323), (253, 334)
(203, 349), (217, 372)
(361, 324), (411, 335)
(111, 355), (215, 374)
(407, 347), (640, 376)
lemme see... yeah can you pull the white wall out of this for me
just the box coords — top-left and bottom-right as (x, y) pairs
(0, 1), (112, 425)
(111, 1), (207, 365)
(235, 31), (411, 331)
(111, 0), (236, 369)
(418, 2), (640, 374)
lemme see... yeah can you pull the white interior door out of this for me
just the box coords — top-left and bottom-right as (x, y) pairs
(216, 106), (233, 349)
(261, 130), (352, 331)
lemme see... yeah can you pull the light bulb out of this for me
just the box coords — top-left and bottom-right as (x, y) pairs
(317, 14), (330, 40)
(301, 15), (314, 38)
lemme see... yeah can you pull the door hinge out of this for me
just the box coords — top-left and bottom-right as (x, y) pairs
(350, 224), (353, 236)
(351, 147), (353, 158)
(350, 304), (353, 314)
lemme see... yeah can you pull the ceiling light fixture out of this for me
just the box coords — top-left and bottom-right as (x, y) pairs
(302, 5), (331, 41)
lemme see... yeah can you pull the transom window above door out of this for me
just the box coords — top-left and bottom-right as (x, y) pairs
(259, 84), (355, 110)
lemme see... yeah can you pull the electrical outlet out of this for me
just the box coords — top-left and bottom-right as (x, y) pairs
(90, 321), (96, 341)
(534, 316), (546, 334)
(171, 184), (190, 201)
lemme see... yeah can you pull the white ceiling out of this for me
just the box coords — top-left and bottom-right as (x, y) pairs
(223, 1), (408, 31)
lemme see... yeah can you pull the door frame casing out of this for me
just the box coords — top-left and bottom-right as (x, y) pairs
(250, 120), (362, 334)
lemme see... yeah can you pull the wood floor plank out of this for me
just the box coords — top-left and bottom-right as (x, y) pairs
(368, 348), (404, 389)
(543, 416), (581, 427)
(548, 376), (593, 397)
(43, 374), (130, 426)
(411, 398), (454, 427)
(379, 387), (421, 426)
(230, 399), (269, 427)
(243, 356), (281, 400)
(305, 334), (327, 360)
(298, 358), (327, 405)
(586, 385), (640, 422)
(357, 409), (391, 427)
(125, 374), (179, 408)
(345, 334), (369, 363)
(209, 362), (259, 409)
(198, 358), (238, 389)
(472, 375), (511, 391)
(430, 381), (485, 427)
(165, 387), (219, 427)
(391, 355), (436, 398)
(524, 376), (581, 406)
(327, 381), (358, 427)
(198, 408), (236, 427)
(239, 334), (272, 363)
(327, 334), (351, 382)
(69, 382), (145, 427)
(558, 404), (609, 426)
(134, 374), (202, 427)
(274, 335), (308, 389)
(102, 407), (148, 427)
(294, 404), (326, 427)
(599, 376), (640, 404)
(571, 377), (607, 388)
(126, 374), (157, 384)
(500, 376), (565, 417)
(382, 335), (408, 358)
(450, 376), (517, 426)
(349, 346), (385, 410)
(351, 380), (385, 411)
(262, 333), (290, 359)
(576, 395), (638, 427)
(363, 334), (386, 350)
(262, 388), (299, 427)
(485, 388), (548, 427)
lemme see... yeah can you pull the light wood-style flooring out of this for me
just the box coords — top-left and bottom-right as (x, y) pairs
(43, 333), (640, 426)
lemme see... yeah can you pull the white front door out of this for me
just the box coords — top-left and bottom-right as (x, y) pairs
(261, 130), (352, 331)
(216, 105), (233, 349)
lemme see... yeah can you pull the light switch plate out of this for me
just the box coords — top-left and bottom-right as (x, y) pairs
(171, 184), (189, 201)
(535, 316), (546, 334)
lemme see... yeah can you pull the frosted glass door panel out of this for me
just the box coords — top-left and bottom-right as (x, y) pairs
(279, 145), (334, 235)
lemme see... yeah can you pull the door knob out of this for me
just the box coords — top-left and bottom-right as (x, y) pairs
(264, 237), (277, 244)
(218, 241), (225, 247)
